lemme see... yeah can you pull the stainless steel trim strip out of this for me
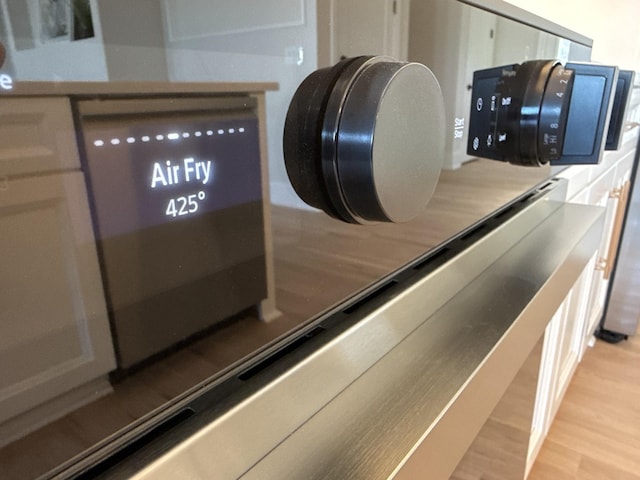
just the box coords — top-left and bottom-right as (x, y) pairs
(77, 96), (257, 117)
(125, 195), (604, 480)
(238, 202), (604, 480)
(104, 190), (556, 478)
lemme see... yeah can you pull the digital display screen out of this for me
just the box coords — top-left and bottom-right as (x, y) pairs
(81, 113), (262, 238)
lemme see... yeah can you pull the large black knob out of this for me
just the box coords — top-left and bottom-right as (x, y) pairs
(283, 56), (445, 224)
(496, 60), (574, 166)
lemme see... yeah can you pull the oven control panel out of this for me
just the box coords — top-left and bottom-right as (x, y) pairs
(468, 60), (619, 166)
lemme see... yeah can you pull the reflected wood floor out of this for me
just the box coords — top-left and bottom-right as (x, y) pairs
(529, 329), (640, 480)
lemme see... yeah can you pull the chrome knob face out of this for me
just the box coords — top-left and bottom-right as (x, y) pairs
(283, 56), (445, 224)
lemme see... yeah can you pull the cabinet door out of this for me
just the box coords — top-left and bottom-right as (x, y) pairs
(0, 172), (116, 424)
(551, 256), (595, 410)
(0, 98), (80, 176)
(527, 255), (595, 472)
(577, 167), (617, 345)
(528, 299), (567, 468)
(333, 0), (408, 61)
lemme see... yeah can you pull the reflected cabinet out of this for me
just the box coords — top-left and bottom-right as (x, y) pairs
(0, 98), (115, 438)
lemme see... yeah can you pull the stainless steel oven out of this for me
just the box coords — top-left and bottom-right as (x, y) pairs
(0, 1), (637, 479)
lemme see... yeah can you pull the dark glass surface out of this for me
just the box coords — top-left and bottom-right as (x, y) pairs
(0, 1), (591, 477)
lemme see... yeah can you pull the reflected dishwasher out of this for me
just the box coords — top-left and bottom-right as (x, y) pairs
(77, 95), (267, 369)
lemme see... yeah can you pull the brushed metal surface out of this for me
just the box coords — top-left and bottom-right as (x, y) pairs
(449, 336), (544, 480)
(239, 203), (604, 480)
(122, 190), (604, 480)
(337, 61), (445, 222)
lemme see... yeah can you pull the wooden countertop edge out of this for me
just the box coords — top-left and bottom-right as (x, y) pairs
(3, 80), (279, 97)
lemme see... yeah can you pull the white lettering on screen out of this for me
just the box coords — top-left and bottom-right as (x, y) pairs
(150, 157), (215, 219)
(150, 157), (213, 189)
(0, 74), (13, 90)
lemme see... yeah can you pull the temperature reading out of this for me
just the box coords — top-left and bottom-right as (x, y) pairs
(165, 191), (206, 218)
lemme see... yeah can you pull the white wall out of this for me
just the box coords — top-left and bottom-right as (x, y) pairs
(0, 0), (107, 81)
(163, 0), (318, 209)
(97, 0), (169, 81)
(506, 0), (640, 70)
(0, 0), (172, 82)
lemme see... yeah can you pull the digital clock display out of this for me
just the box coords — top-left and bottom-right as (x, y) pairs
(81, 113), (262, 239)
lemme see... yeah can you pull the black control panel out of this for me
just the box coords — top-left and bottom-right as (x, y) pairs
(606, 70), (635, 151)
(467, 60), (618, 166)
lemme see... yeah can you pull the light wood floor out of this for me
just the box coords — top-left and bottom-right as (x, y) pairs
(529, 330), (640, 479)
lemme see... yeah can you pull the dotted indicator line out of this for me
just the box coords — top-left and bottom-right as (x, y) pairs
(93, 126), (247, 148)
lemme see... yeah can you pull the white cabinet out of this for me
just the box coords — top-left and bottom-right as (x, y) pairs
(582, 165), (618, 346)
(554, 126), (637, 349)
(527, 255), (596, 474)
(0, 95), (116, 442)
(579, 149), (635, 350)
(0, 97), (80, 175)
(527, 125), (639, 475)
(325, 0), (409, 64)
(0, 173), (116, 428)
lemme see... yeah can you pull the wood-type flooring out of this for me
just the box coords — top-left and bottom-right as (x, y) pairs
(529, 327), (640, 480)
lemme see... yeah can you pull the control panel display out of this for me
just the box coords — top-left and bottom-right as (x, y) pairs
(81, 114), (261, 238)
(467, 60), (618, 166)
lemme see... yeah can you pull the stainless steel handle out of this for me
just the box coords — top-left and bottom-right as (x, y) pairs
(126, 196), (605, 480)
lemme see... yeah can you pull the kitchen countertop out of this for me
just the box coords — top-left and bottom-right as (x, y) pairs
(3, 80), (279, 97)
